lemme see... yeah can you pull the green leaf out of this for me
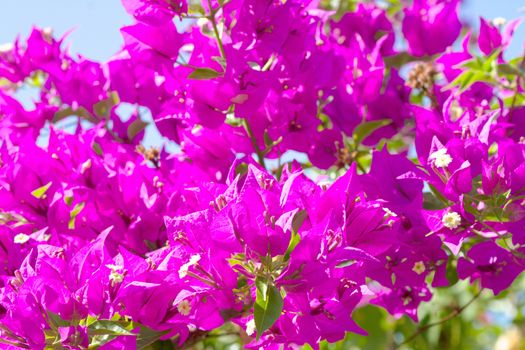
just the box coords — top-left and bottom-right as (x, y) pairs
(283, 210), (307, 261)
(284, 230), (301, 262)
(445, 255), (459, 286)
(423, 192), (448, 210)
(444, 70), (492, 92)
(211, 56), (227, 70)
(92, 142), (103, 156)
(88, 320), (134, 336)
(497, 63), (524, 77)
(234, 162), (249, 177)
(64, 195), (74, 206)
(127, 118), (149, 141)
(353, 119), (392, 145)
(47, 310), (69, 330)
(291, 209), (307, 233)
(94, 92), (120, 118)
(254, 277), (283, 339)
(428, 183), (451, 207)
(188, 67), (220, 80)
(445, 58), (498, 92)
(80, 315), (98, 327)
(383, 52), (420, 68)
(136, 325), (170, 350)
(482, 49), (502, 71)
(69, 202), (86, 229)
(31, 182), (52, 199)
(263, 130), (273, 148)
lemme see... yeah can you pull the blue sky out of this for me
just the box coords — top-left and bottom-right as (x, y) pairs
(1, 0), (523, 61)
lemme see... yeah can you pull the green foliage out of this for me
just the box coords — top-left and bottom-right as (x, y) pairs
(188, 67), (221, 80)
(68, 202), (86, 229)
(254, 277), (283, 339)
(31, 181), (53, 199)
(353, 119), (392, 146)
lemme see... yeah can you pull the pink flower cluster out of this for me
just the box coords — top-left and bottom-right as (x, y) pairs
(0, 0), (523, 349)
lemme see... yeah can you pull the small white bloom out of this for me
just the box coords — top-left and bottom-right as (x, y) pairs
(492, 17), (506, 26)
(430, 148), (453, 168)
(412, 261), (426, 275)
(383, 207), (398, 217)
(14, 233), (30, 244)
(109, 270), (124, 284)
(0, 43), (14, 53)
(80, 159), (92, 174)
(245, 319), (256, 336)
(442, 211), (461, 229)
(178, 254), (201, 279)
(188, 255), (201, 265)
(107, 264), (124, 284)
(154, 74), (166, 87)
(178, 264), (190, 279)
(177, 300), (191, 316)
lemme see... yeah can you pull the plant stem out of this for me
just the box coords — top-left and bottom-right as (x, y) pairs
(207, 0), (226, 59)
(242, 119), (266, 169)
(395, 289), (483, 349)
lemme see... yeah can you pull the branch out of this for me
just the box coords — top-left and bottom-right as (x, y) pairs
(243, 118), (266, 169)
(206, 0), (226, 59)
(394, 289), (483, 349)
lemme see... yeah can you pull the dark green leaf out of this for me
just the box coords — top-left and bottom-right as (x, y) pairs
(211, 56), (226, 70)
(92, 142), (103, 156)
(383, 52), (420, 68)
(188, 67), (220, 80)
(136, 325), (170, 350)
(428, 183), (451, 207)
(127, 118), (149, 141)
(291, 209), (308, 234)
(423, 192), (448, 210)
(445, 255), (459, 286)
(52, 106), (93, 123)
(263, 130), (273, 148)
(254, 278), (283, 339)
(47, 310), (69, 330)
(497, 63), (524, 77)
(234, 162), (248, 177)
(353, 119), (392, 145)
(94, 92), (120, 118)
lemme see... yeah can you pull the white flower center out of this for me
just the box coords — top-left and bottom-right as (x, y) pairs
(0, 43), (14, 53)
(412, 261), (426, 275)
(442, 211), (461, 229)
(245, 319), (256, 336)
(177, 300), (191, 316)
(14, 233), (30, 244)
(492, 17), (506, 26)
(107, 264), (124, 284)
(178, 254), (201, 279)
(430, 148), (452, 168)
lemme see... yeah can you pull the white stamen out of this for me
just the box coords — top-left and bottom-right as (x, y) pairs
(442, 211), (461, 229)
(245, 319), (256, 336)
(412, 261), (426, 275)
(177, 300), (191, 316)
(107, 264), (124, 284)
(14, 233), (30, 244)
(430, 148), (452, 168)
(492, 17), (506, 26)
(178, 254), (201, 279)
